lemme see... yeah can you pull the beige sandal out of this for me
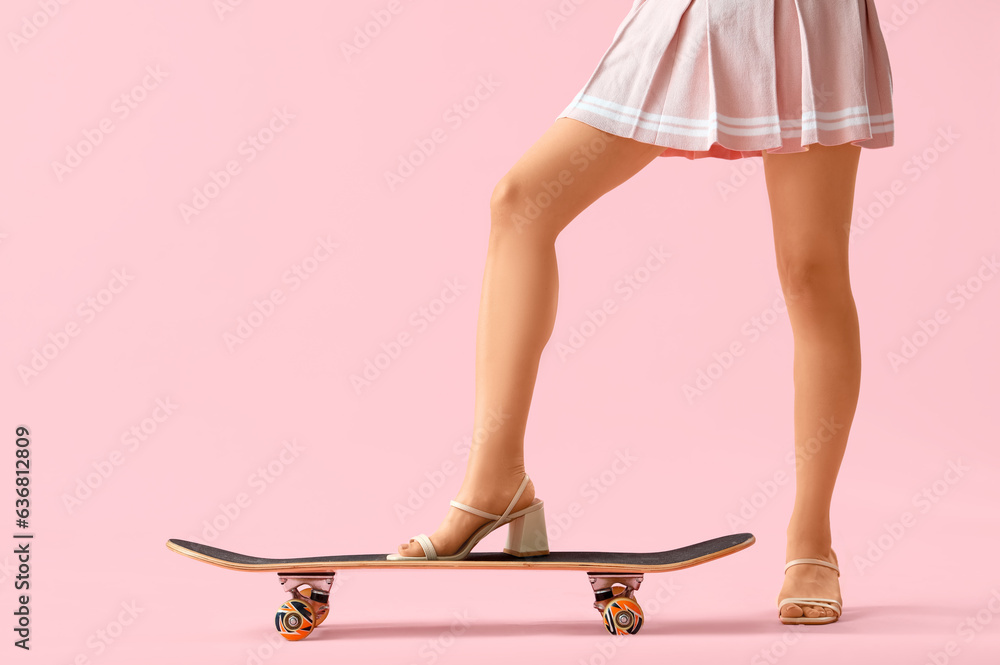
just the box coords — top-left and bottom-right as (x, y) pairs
(386, 473), (549, 561)
(777, 558), (842, 625)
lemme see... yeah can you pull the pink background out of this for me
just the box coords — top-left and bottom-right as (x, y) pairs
(3, 0), (999, 663)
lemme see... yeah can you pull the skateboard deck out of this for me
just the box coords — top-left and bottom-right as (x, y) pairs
(166, 532), (754, 639)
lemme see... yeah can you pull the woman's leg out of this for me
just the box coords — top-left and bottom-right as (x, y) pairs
(397, 118), (666, 556)
(761, 142), (863, 619)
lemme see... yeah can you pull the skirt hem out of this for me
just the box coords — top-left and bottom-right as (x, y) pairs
(555, 108), (894, 161)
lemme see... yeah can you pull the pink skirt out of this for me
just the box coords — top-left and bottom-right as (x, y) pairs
(555, 0), (895, 160)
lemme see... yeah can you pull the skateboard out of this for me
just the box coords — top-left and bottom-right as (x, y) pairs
(166, 532), (754, 640)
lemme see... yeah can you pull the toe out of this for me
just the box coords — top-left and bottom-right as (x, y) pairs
(806, 605), (826, 619)
(780, 603), (803, 618)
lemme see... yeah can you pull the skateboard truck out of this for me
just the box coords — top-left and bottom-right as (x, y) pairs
(275, 573), (335, 640)
(275, 570), (647, 639)
(588, 573), (644, 635)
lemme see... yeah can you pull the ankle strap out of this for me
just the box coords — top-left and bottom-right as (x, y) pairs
(784, 558), (839, 575)
(495, 473), (530, 524)
(449, 474), (530, 524)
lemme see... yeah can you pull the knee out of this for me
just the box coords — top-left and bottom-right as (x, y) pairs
(489, 176), (525, 230)
(489, 176), (553, 239)
(777, 256), (848, 306)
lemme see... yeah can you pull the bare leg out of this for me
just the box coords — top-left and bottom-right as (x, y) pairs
(762, 142), (863, 619)
(397, 119), (666, 556)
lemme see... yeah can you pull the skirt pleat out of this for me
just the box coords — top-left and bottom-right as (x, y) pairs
(555, 0), (895, 160)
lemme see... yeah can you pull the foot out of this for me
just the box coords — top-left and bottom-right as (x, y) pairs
(396, 472), (536, 558)
(777, 548), (841, 621)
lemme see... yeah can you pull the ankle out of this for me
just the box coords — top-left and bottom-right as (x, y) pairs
(455, 471), (533, 508)
(785, 529), (832, 558)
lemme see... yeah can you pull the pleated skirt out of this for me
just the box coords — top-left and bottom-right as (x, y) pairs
(555, 0), (895, 160)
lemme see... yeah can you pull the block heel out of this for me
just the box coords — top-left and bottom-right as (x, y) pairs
(504, 501), (549, 557)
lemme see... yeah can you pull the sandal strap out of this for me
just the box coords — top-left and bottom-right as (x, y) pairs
(448, 501), (501, 520)
(411, 533), (437, 560)
(778, 597), (842, 615)
(449, 474), (531, 525)
(784, 557), (839, 575)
